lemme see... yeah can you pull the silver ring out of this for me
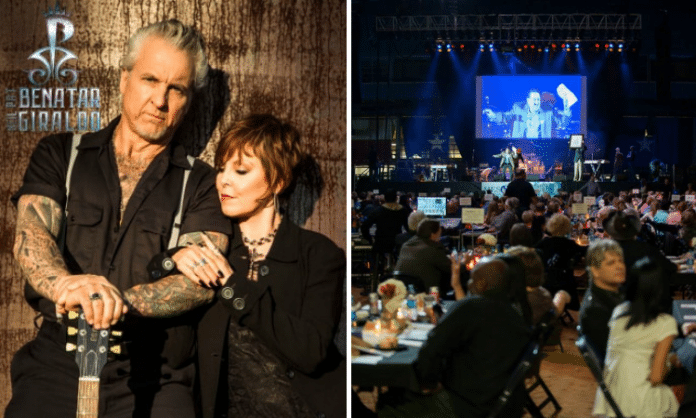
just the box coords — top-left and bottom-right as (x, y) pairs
(199, 258), (207, 266)
(89, 293), (102, 301)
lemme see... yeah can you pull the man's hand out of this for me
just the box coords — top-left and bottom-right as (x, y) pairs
(54, 274), (127, 329)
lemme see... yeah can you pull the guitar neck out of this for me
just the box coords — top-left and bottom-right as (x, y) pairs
(76, 375), (100, 417)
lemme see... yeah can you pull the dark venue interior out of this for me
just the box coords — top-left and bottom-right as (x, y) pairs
(351, 1), (696, 416)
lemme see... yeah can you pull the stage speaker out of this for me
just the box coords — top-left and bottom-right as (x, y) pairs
(527, 174), (539, 181)
(493, 175), (505, 181)
(554, 174), (568, 181)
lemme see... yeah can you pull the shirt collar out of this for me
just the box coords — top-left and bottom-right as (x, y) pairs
(77, 115), (193, 169)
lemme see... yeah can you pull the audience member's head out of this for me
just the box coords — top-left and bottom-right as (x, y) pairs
(547, 200), (559, 215)
(515, 169), (527, 179)
(521, 210), (534, 225)
(624, 257), (669, 328)
(505, 197), (520, 211)
(509, 223), (534, 247)
(384, 189), (397, 203)
(603, 210), (640, 241)
(586, 239), (626, 292)
(416, 218), (441, 242)
(469, 257), (511, 300)
(546, 213), (571, 237)
(407, 210), (426, 232)
(506, 246), (545, 287)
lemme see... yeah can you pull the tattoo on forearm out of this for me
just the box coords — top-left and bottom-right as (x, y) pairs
(123, 274), (215, 317)
(123, 231), (228, 318)
(177, 231), (228, 252)
(13, 195), (69, 301)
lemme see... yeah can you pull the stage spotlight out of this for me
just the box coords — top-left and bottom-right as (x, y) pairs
(447, 44), (452, 52)
(437, 44), (443, 52)
(460, 44), (465, 50)
(595, 43), (600, 49)
(489, 43), (494, 51)
(544, 47), (549, 52)
(618, 42), (624, 49)
(523, 44), (528, 49)
(517, 47), (522, 52)
(551, 43), (557, 49)
(609, 43), (614, 49)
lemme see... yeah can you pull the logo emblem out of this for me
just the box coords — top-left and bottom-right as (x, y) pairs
(26, 3), (78, 86)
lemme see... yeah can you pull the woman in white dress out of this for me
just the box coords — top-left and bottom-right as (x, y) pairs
(593, 257), (679, 418)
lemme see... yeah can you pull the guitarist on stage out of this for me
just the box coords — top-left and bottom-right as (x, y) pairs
(7, 20), (231, 418)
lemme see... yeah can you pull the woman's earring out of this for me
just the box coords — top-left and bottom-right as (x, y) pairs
(274, 193), (280, 214)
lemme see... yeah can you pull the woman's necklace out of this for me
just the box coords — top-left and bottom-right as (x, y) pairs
(242, 221), (280, 281)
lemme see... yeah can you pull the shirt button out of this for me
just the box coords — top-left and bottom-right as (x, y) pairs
(220, 287), (234, 300)
(232, 298), (245, 310)
(260, 265), (270, 276)
(286, 369), (295, 379)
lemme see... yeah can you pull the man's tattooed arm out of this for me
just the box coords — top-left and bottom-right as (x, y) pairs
(122, 231), (228, 317)
(13, 194), (70, 301)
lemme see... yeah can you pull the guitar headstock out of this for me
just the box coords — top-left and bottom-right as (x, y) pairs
(65, 310), (123, 377)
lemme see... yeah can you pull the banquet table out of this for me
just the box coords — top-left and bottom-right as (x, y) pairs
(352, 302), (456, 390)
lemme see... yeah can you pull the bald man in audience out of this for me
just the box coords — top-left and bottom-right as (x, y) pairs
(379, 258), (531, 418)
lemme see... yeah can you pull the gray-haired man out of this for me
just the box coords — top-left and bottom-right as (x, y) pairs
(7, 20), (230, 417)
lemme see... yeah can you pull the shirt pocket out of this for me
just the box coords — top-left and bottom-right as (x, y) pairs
(65, 200), (103, 270)
(133, 208), (175, 277)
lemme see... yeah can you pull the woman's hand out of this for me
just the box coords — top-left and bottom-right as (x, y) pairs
(172, 234), (234, 288)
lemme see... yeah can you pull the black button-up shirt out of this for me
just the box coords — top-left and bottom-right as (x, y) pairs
(13, 116), (231, 370)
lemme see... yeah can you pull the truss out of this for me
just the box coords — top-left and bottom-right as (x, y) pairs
(376, 14), (642, 41)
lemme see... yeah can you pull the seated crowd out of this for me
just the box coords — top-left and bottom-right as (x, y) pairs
(353, 176), (696, 417)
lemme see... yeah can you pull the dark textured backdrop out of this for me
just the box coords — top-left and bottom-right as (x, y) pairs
(0, 0), (346, 410)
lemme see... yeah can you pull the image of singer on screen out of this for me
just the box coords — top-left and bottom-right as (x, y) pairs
(482, 86), (575, 139)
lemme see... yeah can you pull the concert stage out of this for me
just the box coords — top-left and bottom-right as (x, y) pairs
(354, 179), (641, 197)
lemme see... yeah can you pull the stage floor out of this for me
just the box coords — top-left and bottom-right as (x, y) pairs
(354, 179), (641, 196)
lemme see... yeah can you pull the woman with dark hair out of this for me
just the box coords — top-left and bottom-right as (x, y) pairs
(593, 257), (678, 418)
(169, 115), (345, 418)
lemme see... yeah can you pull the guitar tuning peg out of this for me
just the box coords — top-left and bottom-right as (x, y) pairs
(111, 330), (123, 338)
(67, 326), (78, 336)
(68, 311), (79, 320)
(110, 346), (121, 355)
(66, 342), (77, 352)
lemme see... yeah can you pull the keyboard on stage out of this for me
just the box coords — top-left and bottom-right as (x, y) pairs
(584, 160), (609, 164)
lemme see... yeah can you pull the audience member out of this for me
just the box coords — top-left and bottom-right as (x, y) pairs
(603, 210), (676, 313)
(361, 189), (410, 269)
(394, 210), (426, 258)
(489, 197), (519, 244)
(408, 258), (530, 418)
(579, 239), (626, 364)
(505, 169), (537, 215)
(394, 218), (451, 294)
(509, 223), (534, 247)
(535, 213), (586, 310)
(593, 258), (678, 418)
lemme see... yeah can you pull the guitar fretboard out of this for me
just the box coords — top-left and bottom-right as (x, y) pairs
(77, 376), (100, 418)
